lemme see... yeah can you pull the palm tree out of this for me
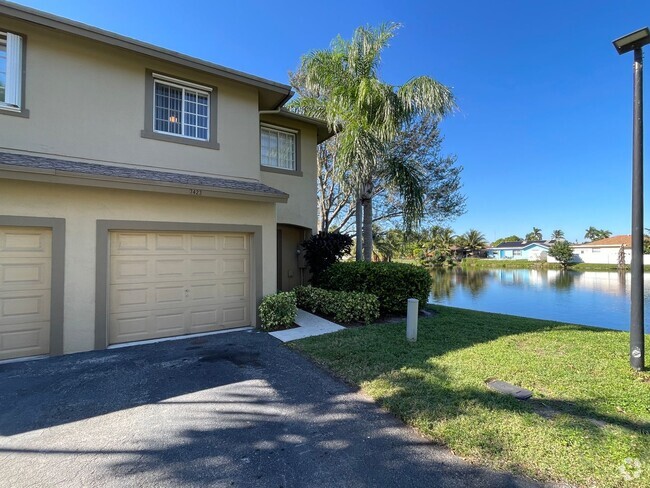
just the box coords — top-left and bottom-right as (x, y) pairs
(289, 23), (455, 261)
(428, 226), (456, 259)
(584, 226), (599, 241)
(525, 227), (542, 241)
(584, 227), (612, 242)
(461, 229), (487, 256)
(551, 229), (565, 240)
(372, 227), (403, 262)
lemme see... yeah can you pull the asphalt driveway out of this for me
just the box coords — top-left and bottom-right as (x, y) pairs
(0, 331), (545, 487)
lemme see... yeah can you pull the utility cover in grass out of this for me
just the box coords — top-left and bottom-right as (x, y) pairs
(485, 379), (533, 400)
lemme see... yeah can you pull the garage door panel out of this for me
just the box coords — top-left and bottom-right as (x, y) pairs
(109, 313), (151, 343)
(189, 308), (219, 332)
(154, 310), (187, 334)
(111, 232), (151, 253)
(154, 234), (185, 252)
(0, 258), (51, 291)
(188, 257), (220, 280)
(221, 280), (248, 301)
(0, 228), (51, 257)
(189, 282), (218, 303)
(222, 305), (248, 327)
(154, 258), (186, 279)
(221, 257), (248, 278)
(155, 284), (187, 305)
(189, 234), (219, 252)
(0, 290), (50, 325)
(109, 284), (151, 311)
(0, 321), (50, 360)
(111, 257), (150, 282)
(222, 234), (248, 251)
(109, 231), (251, 345)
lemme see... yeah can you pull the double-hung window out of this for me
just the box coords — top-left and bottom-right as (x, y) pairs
(153, 74), (210, 141)
(0, 31), (24, 111)
(261, 124), (297, 171)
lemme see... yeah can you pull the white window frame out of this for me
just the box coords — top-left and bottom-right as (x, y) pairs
(260, 123), (298, 171)
(152, 73), (211, 142)
(513, 249), (522, 256)
(0, 31), (23, 111)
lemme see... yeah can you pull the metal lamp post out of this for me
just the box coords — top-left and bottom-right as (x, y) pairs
(613, 27), (650, 371)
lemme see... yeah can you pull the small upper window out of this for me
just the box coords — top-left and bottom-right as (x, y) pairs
(261, 125), (296, 170)
(0, 32), (23, 110)
(153, 74), (210, 141)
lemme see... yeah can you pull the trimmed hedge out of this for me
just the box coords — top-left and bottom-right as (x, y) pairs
(320, 262), (432, 315)
(258, 291), (297, 331)
(294, 285), (379, 326)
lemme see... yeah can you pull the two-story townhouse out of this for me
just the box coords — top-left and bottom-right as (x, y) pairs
(0, 1), (332, 361)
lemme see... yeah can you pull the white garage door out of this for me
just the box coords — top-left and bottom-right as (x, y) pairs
(0, 227), (51, 360)
(109, 231), (250, 345)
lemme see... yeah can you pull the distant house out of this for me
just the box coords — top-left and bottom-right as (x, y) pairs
(487, 240), (551, 261)
(566, 235), (631, 265)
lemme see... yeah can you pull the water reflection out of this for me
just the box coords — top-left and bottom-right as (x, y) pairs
(429, 267), (650, 332)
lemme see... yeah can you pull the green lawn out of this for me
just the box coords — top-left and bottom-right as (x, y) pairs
(291, 306), (650, 487)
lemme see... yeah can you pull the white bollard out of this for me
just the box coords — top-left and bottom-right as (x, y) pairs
(406, 298), (418, 342)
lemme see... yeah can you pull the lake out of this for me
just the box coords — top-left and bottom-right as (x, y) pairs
(428, 267), (650, 332)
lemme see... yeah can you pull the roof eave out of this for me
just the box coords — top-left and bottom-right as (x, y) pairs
(0, 164), (289, 203)
(0, 1), (292, 110)
(275, 109), (335, 143)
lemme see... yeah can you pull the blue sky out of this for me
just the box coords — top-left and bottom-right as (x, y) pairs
(14, 0), (650, 243)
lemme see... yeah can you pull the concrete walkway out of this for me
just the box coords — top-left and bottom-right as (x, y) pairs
(269, 309), (345, 342)
(0, 331), (545, 488)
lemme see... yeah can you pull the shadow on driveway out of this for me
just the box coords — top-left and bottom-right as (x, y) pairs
(0, 331), (544, 487)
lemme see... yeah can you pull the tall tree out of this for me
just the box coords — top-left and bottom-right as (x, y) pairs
(584, 227), (612, 242)
(525, 227), (542, 241)
(289, 23), (455, 261)
(459, 229), (487, 255)
(315, 115), (465, 235)
(492, 235), (522, 247)
(551, 229), (565, 240)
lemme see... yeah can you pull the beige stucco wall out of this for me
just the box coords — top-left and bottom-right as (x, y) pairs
(0, 16), (320, 232)
(0, 17), (261, 181)
(0, 179), (277, 354)
(259, 114), (319, 232)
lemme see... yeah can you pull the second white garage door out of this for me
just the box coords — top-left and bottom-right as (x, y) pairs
(109, 231), (250, 345)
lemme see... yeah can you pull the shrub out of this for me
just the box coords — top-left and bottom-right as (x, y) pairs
(294, 285), (330, 314)
(320, 262), (432, 315)
(300, 231), (353, 283)
(294, 285), (379, 325)
(258, 292), (297, 331)
(548, 240), (575, 269)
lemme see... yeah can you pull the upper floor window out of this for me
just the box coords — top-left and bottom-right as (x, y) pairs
(153, 74), (210, 141)
(142, 70), (218, 149)
(261, 124), (297, 171)
(0, 31), (23, 110)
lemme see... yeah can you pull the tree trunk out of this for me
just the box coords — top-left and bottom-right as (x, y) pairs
(361, 181), (374, 262)
(355, 198), (363, 262)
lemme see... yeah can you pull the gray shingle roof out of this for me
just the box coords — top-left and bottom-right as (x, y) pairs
(0, 152), (289, 200)
(492, 240), (550, 249)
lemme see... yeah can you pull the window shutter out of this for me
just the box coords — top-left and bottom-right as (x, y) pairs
(5, 33), (22, 107)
